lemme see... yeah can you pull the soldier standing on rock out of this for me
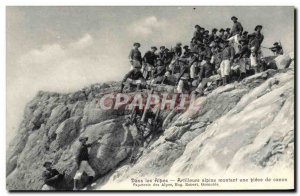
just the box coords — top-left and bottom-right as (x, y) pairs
(73, 136), (96, 190)
(128, 43), (142, 70)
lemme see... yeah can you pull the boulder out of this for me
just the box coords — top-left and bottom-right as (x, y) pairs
(275, 54), (292, 69)
(55, 116), (82, 147)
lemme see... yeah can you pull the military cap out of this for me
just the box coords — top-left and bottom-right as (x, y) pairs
(183, 45), (189, 49)
(231, 16), (238, 20)
(79, 136), (88, 142)
(255, 25), (263, 31)
(176, 42), (182, 46)
(195, 25), (201, 29)
(43, 161), (52, 167)
(212, 28), (218, 32)
(242, 31), (248, 35)
(248, 33), (255, 38)
(133, 42), (141, 47)
(160, 46), (165, 49)
(219, 28), (225, 32)
(273, 42), (279, 46)
(204, 30), (209, 34)
(151, 46), (157, 50)
(226, 28), (231, 32)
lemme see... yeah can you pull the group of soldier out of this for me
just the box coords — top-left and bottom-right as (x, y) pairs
(41, 16), (285, 191)
(122, 16), (283, 95)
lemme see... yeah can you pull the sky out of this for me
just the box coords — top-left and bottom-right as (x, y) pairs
(6, 6), (294, 144)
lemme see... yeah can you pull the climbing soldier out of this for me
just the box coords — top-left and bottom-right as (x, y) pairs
(42, 161), (64, 190)
(120, 67), (146, 93)
(73, 137), (96, 190)
(269, 42), (283, 56)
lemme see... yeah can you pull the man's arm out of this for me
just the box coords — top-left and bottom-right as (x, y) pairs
(128, 49), (133, 60)
(239, 22), (243, 34)
(260, 34), (264, 45)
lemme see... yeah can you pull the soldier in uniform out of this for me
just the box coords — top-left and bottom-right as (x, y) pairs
(236, 38), (251, 80)
(230, 16), (243, 37)
(193, 25), (203, 42)
(158, 46), (166, 63)
(208, 28), (218, 43)
(218, 28), (226, 41)
(193, 56), (214, 96)
(254, 25), (264, 46)
(241, 31), (249, 40)
(128, 43), (142, 70)
(120, 67), (146, 93)
(248, 33), (261, 74)
(224, 28), (231, 40)
(220, 40), (235, 85)
(143, 46), (158, 79)
(174, 42), (182, 57)
(269, 42), (284, 55)
(41, 161), (64, 190)
(183, 45), (191, 57)
(73, 137), (96, 190)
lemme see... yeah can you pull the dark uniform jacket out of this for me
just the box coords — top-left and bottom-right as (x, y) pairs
(231, 22), (243, 36)
(76, 143), (92, 165)
(222, 46), (235, 61)
(238, 44), (251, 58)
(43, 168), (63, 187)
(143, 51), (157, 66)
(129, 49), (142, 63)
(193, 30), (203, 42)
(249, 38), (260, 53)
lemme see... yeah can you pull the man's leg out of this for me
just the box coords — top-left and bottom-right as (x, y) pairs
(195, 78), (209, 96)
(239, 58), (246, 81)
(82, 161), (96, 188)
(190, 64), (196, 79)
(73, 163), (84, 190)
(220, 61), (225, 85)
(224, 60), (231, 85)
(250, 52), (258, 74)
(177, 80), (184, 93)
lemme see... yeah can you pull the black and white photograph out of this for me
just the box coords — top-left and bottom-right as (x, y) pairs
(5, 6), (295, 191)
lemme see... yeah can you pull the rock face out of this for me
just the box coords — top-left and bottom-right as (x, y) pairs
(7, 59), (294, 190)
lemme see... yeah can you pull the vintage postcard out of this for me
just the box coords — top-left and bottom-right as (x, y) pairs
(6, 6), (295, 191)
